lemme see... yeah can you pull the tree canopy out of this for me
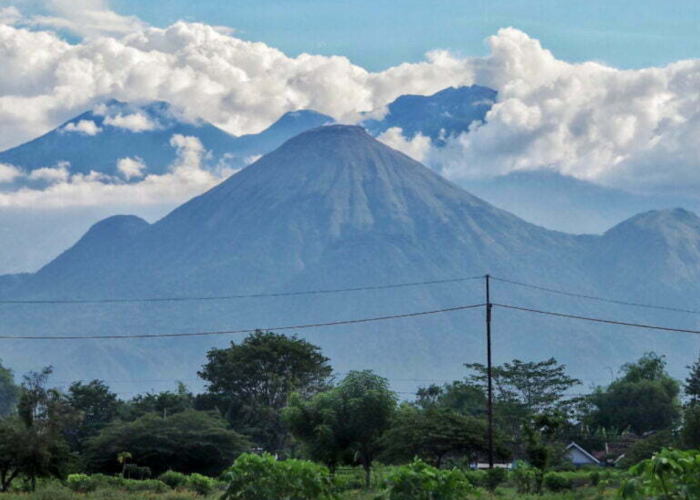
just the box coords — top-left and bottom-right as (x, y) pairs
(198, 330), (333, 453)
(85, 410), (249, 476)
(587, 353), (681, 434)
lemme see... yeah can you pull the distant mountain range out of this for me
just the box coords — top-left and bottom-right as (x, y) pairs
(1, 85), (698, 277)
(0, 100), (334, 176)
(0, 125), (697, 393)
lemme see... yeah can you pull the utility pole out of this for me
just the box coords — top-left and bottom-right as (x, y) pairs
(485, 274), (494, 469)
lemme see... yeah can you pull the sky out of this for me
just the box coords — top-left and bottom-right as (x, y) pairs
(113, 0), (700, 71)
(0, 0), (699, 212)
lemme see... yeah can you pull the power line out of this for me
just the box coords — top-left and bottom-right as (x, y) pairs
(491, 275), (700, 316)
(0, 276), (485, 306)
(0, 303), (486, 340)
(494, 303), (700, 336)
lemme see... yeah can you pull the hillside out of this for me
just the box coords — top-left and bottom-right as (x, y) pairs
(0, 126), (697, 393)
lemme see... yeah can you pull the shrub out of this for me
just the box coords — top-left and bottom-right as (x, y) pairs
(221, 453), (335, 500)
(187, 473), (216, 496)
(461, 470), (486, 488)
(33, 484), (74, 500)
(620, 448), (700, 499)
(484, 468), (508, 492)
(385, 459), (472, 500)
(66, 474), (97, 493)
(543, 472), (573, 492)
(512, 462), (536, 494)
(119, 479), (169, 493)
(160, 470), (188, 490)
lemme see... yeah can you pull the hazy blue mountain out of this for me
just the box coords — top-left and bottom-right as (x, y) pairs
(363, 85), (496, 143)
(0, 126), (697, 394)
(0, 103), (334, 275)
(461, 171), (700, 234)
(0, 101), (334, 177)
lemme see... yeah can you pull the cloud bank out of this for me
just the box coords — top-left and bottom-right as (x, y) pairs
(0, 11), (698, 205)
(0, 135), (236, 208)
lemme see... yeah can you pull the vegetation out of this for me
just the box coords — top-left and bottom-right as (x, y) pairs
(0, 333), (699, 499)
(198, 330), (333, 454)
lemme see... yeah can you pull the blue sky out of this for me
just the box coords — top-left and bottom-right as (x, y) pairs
(113, 0), (700, 70)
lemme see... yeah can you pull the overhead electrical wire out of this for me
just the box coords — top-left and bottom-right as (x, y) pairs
(0, 276), (485, 306)
(494, 302), (700, 336)
(0, 303), (486, 340)
(490, 275), (700, 316)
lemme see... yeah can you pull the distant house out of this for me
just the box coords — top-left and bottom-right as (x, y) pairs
(565, 442), (601, 467)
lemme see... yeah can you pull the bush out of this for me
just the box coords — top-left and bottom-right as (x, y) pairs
(512, 462), (536, 494)
(543, 472), (573, 492)
(66, 474), (97, 493)
(385, 459), (472, 500)
(187, 473), (216, 496)
(621, 448), (700, 499)
(484, 468), (508, 492)
(221, 453), (335, 500)
(160, 470), (188, 490)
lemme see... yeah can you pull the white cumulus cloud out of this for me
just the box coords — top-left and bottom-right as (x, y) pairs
(0, 19), (698, 199)
(117, 156), (146, 180)
(377, 127), (431, 163)
(0, 163), (22, 183)
(104, 113), (157, 132)
(62, 119), (102, 135)
(0, 135), (233, 208)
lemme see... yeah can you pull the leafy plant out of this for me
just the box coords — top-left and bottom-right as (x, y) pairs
(512, 461), (537, 494)
(221, 453), (336, 500)
(484, 467), (508, 493)
(160, 470), (189, 490)
(66, 474), (97, 493)
(384, 459), (472, 500)
(187, 473), (216, 495)
(543, 472), (572, 492)
(620, 448), (700, 499)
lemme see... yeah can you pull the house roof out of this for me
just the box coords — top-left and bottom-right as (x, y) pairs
(565, 442), (601, 465)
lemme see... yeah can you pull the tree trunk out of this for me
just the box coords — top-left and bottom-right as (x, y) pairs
(363, 462), (371, 489)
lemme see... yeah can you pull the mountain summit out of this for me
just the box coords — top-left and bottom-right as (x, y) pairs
(1, 126), (697, 389)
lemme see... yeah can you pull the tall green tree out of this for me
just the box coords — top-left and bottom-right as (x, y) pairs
(380, 406), (510, 468)
(65, 380), (119, 451)
(85, 410), (249, 476)
(123, 382), (194, 420)
(587, 353), (681, 435)
(415, 381), (487, 418)
(465, 358), (581, 417)
(198, 330), (333, 453)
(685, 352), (700, 407)
(284, 371), (396, 488)
(0, 368), (76, 491)
(0, 360), (19, 417)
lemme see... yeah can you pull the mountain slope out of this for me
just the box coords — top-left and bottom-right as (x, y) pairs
(0, 102), (335, 177)
(363, 85), (496, 143)
(1, 126), (698, 392)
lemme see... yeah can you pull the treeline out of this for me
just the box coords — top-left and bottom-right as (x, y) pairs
(0, 330), (697, 491)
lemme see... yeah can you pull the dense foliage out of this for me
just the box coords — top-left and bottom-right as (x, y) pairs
(85, 410), (249, 476)
(198, 330), (333, 454)
(221, 453), (336, 500)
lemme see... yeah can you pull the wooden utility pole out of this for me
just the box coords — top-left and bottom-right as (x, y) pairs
(485, 274), (494, 469)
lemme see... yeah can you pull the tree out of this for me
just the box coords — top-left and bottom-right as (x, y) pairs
(65, 380), (119, 451)
(85, 410), (249, 476)
(198, 330), (333, 453)
(123, 382), (194, 420)
(466, 358), (582, 417)
(682, 406), (700, 449)
(0, 368), (76, 491)
(522, 413), (565, 494)
(685, 352), (700, 407)
(587, 353), (681, 434)
(284, 371), (395, 488)
(415, 381), (487, 418)
(282, 391), (349, 473)
(380, 406), (511, 468)
(0, 360), (19, 416)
